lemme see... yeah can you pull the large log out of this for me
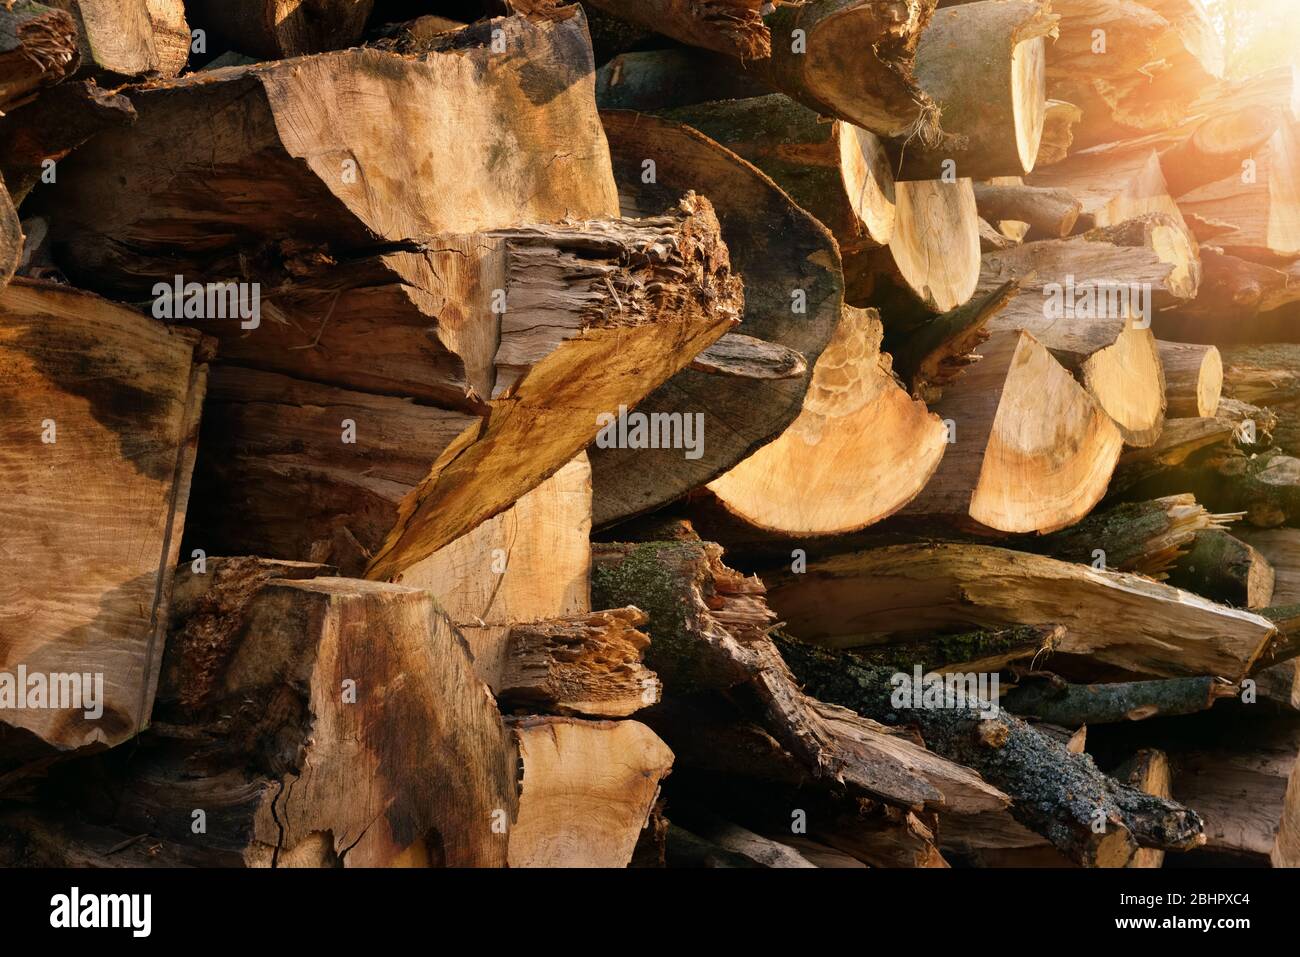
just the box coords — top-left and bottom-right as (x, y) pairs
(763, 543), (1277, 679)
(702, 306), (947, 537)
(1158, 340), (1221, 417)
(1165, 528), (1275, 608)
(590, 110), (842, 528)
(595, 47), (772, 112)
(40, 11), (621, 298)
(0, 279), (207, 761)
(581, 0), (767, 59)
(897, 330), (1122, 535)
(894, 0), (1058, 180)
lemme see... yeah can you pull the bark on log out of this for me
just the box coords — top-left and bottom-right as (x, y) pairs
(1165, 528), (1275, 608)
(894, 0), (1058, 180)
(973, 181), (1081, 238)
(188, 0), (373, 58)
(1002, 675), (1237, 725)
(1220, 345), (1300, 457)
(897, 330), (1122, 535)
(845, 624), (1063, 674)
(662, 94), (896, 253)
(590, 540), (1009, 813)
(582, 0), (768, 60)
(595, 47), (772, 112)
(703, 306), (947, 536)
(1159, 340), (1222, 417)
(0, 279), (207, 761)
(590, 110), (842, 528)
(774, 635), (1206, 866)
(0, 2), (78, 115)
(763, 543), (1277, 678)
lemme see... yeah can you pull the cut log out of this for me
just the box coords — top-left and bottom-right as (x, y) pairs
(1168, 719), (1300, 867)
(581, 0), (767, 60)
(79, 563), (516, 867)
(595, 47), (772, 112)
(497, 608), (661, 718)
(763, 543), (1277, 679)
(755, 0), (939, 142)
(844, 624), (1063, 674)
(1002, 675), (1238, 725)
(40, 11), (621, 298)
(0, 279), (207, 760)
(1236, 528), (1300, 606)
(775, 635), (1206, 866)
(973, 181), (1081, 238)
(890, 279), (1013, 403)
(846, 177), (981, 314)
(187, 0), (374, 58)
(1220, 345), (1300, 457)
(1165, 528), (1275, 608)
(1158, 341), (1221, 417)
(894, 0), (1058, 180)
(1154, 251), (1300, 345)
(590, 539), (1009, 813)
(49, 0), (189, 79)
(662, 94), (896, 253)
(1116, 749), (1174, 868)
(1178, 120), (1300, 262)
(507, 716), (673, 867)
(702, 306), (947, 537)
(0, 2), (78, 114)
(590, 110), (842, 528)
(1025, 493), (1235, 578)
(897, 331), (1122, 535)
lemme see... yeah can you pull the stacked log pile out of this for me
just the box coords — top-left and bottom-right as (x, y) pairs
(1, 0), (1299, 869)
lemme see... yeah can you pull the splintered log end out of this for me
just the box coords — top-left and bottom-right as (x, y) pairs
(0, 4), (79, 114)
(498, 607), (661, 718)
(365, 195), (742, 582)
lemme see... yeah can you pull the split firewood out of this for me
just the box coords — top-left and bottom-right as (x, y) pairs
(49, 0), (189, 79)
(896, 331), (1123, 535)
(396, 454), (591, 689)
(1028, 147), (1189, 233)
(590, 540), (1009, 814)
(0, 2), (79, 114)
(589, 110), (841, 528)
(845, 177), (982, 314)
(889, 279), (1013, 402)
(1158, 341), (1222, 416)
(40, 11), (621, 296)
(763, 543), (1276, 679)
(972, 181), (1082, 238)
(1165, 529), (1275, 608)
(893, 0), (1058, 181)
(595, 47), (772, 112)
(496, 608), (661, 718)
(1107, 399), (1266, 495)
(753, 0), (940, 143)
(1166, 718), (1300, 867)
(701, 307), (947, 537)
(506, 716), (673, 867)
(1036, 98), (1083, 167)
(1024, 493), (1236, 578)
(979, 217), (1018, 252)
(0, 279), (208, 761)
(774, 635), (1206, 867)
(1178, 120), (1300, 263)
(582, 0), (767, 59)
(1116, 749), (1174, 868)
(1002, 675), (1239, 725)
(973, 217), (1207, 445)
(0, 80), (134, 204)
(68, 560), (516, 867)
(187, 0), (373, 58)
(662, 94), (896, 254)
(1130, 445), (1300, 529)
